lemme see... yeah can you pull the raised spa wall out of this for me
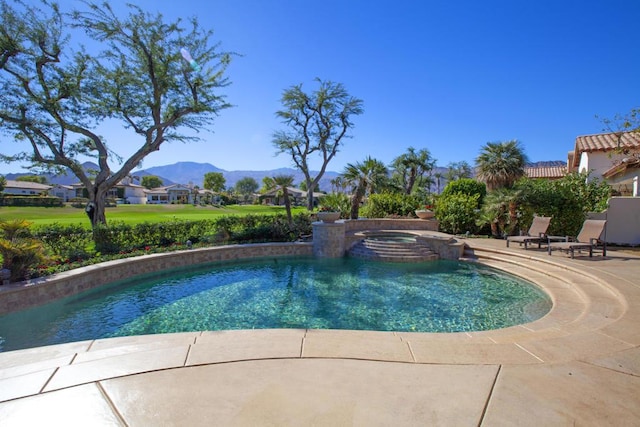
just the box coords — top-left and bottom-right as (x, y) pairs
(313, 218), (465, 260)
(0, 219), (463, 315)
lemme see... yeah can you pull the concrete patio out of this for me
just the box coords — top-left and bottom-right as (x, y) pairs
(0, 237), (639, 425)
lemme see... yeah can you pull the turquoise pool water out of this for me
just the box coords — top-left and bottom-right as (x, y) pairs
(0, 257), (551, 352)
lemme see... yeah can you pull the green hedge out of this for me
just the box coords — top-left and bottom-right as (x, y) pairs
(34, 213), (313, 257)
(0, 195), (64, 207)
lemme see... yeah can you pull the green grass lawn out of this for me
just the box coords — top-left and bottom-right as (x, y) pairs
(1, 204), (309, 228)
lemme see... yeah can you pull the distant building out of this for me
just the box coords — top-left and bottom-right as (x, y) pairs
(145, 184), (195, 204)
(3, 180), (52, 195)
(569, 131), (640, 196)
(69, 181), (147, 204)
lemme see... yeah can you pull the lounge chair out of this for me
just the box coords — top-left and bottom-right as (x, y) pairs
(506, 216), (552, 249)
(547, 219), (607, 259)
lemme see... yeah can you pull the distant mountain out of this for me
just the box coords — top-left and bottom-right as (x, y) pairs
(141, 162), (224, 186)
(4, 162), (175, 186)
(138, 162), (340, 192)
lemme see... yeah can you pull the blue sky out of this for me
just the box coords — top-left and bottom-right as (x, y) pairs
(3, 0), (640, 174)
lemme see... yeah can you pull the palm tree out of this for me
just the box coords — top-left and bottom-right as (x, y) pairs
(390, 147), (435, 195)
(272, 174), (295, 225)
(342, 156), (388, 219)
(475, 140), (528, 191)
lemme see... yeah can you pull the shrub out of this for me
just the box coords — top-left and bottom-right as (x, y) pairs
(441, 178), (486, 208)
(318, 193), (351, 218)
(0, 219), (46, 281)
(435, 193), (481, 235)
(0, 196), (64, 207)
(361, 192), (422, 218)
(34, 223), (93, 261)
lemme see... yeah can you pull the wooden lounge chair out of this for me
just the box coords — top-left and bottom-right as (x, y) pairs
(506, 216), (552, 249)
(547, 219), (607, 259)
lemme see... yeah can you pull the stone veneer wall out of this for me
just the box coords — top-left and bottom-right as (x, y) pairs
(0, 242), (313, 315)
(344, 218), (439, 233)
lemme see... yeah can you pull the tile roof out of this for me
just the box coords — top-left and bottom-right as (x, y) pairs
(5, 180), (52, 190)
(525, 166), (567, 179)
(575, 131), (640, 153)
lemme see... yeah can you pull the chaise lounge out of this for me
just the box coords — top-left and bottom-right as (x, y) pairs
(506, 216), (552, 249)
(547, 219), (607, 259)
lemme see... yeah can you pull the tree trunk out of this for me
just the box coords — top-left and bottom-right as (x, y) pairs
(350, 186), (366, 219)
(283, 189), (292, 226)
(88, 186), (108, 228)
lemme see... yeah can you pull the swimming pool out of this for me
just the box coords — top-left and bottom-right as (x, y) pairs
(0, 257), (551, 352)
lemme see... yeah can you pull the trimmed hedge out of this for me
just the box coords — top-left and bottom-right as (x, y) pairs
(0, 196), (64, 207)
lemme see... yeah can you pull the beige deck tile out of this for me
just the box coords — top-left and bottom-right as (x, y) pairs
(0, 368), (55, 402)
(397, 330), (497, 344)
(44, 345), (189, 391)
(409, 340), (542, 364)
(583, 346), (640, 376)
(0, 354), (73, 380)
(100, 359), (499, 426)
(302, 330), (413, 362)
(87, 331), (200, 353)
(483, 361), (640, 425)
(518, 330), (634, 363)
(187, 330), (304, 365)
(0, 340), (91, 369)
(75, 334), (199, 364)
(481, 326), (569, 344)
(599, 313), (640, 345)
(0, 383), (124, 426)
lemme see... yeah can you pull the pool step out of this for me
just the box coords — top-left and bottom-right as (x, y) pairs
(348, 239), (438, 262)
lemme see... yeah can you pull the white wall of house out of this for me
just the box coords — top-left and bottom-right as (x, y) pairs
(579, 151), (628, 180)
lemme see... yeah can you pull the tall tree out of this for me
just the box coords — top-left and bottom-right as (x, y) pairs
(141, 175), (163, 189)
(204, 172), (225, 193)
(475, 140), (528, 191)
(342, 156), (388, 219)
(0, 1), (233, 228)
(234, 177), (258, 203)
(271, 174), (294, 225)
(0, 175), (6, 192)
(445, 161), (473, 182)
(390, 147), (435, 195)
(272, 78), (364, 210)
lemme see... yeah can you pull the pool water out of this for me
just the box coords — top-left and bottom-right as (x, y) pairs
(0, 257), (551, 352)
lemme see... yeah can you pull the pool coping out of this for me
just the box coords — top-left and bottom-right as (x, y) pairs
(1, 236), (639, 423)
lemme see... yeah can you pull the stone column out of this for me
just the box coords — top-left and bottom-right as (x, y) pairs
(312, 221), (346, 258)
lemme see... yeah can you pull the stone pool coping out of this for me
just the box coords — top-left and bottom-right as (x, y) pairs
(0, 237), (639, 424)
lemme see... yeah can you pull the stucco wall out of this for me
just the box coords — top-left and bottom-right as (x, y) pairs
(588, 197), (640, 245)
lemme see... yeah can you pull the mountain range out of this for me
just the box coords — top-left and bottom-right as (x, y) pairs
(4, 160), (566, 192)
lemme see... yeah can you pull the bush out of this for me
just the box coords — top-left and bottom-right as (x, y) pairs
(441, 178), (486, 208)
(34, 223), (93, 261)
(318, 193), (351, 218)
(435, 193), (481, 235)
(0, 219), (46, 281)
(0, 195), (64, 207)
(361, 192), (422, 218)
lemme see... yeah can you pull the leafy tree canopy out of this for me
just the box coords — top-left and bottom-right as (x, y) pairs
(141, 175), (163, 189)
(15, 175), (48, 184)
(0, 0), (233, 227)
(272, 78), (363, 210)
(203, 172), (225, 192)
(475, 140), (528, 191)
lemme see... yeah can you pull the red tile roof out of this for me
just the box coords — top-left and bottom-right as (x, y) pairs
(525, 166), (567, 179)
(575, 131), (640, 153)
